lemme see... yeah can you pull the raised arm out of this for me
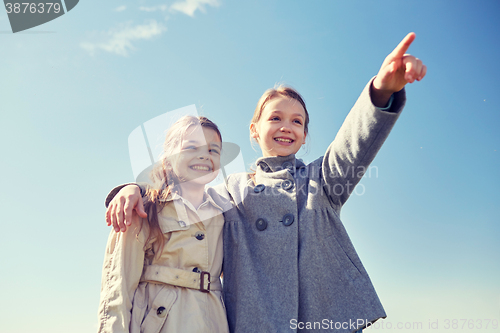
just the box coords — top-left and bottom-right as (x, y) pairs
(323, 32), (426, 208)
(105, 184), (147, 232)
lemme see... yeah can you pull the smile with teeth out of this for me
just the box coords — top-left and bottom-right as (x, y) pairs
(190, 165), (211, 171)
(275, 138), (293, 143)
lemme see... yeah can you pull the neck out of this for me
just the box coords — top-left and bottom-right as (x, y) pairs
(178, 181), (206, 209)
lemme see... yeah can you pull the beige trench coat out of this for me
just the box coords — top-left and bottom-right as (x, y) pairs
(97, 190), (229, 333)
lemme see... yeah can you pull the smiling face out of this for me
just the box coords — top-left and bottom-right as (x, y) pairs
(250, 95), (307, 157)
(172, 125), (221, 186)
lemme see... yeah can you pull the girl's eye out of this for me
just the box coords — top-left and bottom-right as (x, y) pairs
(294, 119), (303, 125)
(183, 145), (197, 150)
(270, 116), (280, 121)
(210, 149), (221, 155)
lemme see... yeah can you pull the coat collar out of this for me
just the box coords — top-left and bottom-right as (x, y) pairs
(255, 154), (306, 174)
(159, 188), (223, 212)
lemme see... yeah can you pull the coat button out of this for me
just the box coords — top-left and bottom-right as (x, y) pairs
(260, 163), (271, 172)
(192, 267), (201, 273)
(282, 179), (294, 191)
(157, 306), (167, 317)
(282, 213), (294, 226)
(195, 231), (205, 240)
(255, 218), (267, 231)
(178, 220), (186, 227)
(282, 161), (294, 172)
(254, 184), (265, 193)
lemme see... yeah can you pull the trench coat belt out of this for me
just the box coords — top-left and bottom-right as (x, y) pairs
(140, 265), (222, 292)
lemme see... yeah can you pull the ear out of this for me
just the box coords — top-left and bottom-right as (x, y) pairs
(302, 131), (307, 145)
(250, 123), (259, 140)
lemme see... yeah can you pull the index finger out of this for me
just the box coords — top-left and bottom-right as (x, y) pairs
(124, 201), (134, 227)
(392, 32), (416, 58)
(105, 206), (112, 226)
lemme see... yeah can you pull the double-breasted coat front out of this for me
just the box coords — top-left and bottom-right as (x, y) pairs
(218, 80), (406, 333)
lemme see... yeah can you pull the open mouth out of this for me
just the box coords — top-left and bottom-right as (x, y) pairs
(274, 137), (294, 144)
(190, 165), (212, 172)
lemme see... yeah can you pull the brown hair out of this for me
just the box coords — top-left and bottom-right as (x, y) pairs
(250, 85), (309, 142)
(142, 115), (222, 256)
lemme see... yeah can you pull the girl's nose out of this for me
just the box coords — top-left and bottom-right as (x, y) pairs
(198, 154), (209, 160)
(198, 148), (210, 160)
(280, 126), (291, 133)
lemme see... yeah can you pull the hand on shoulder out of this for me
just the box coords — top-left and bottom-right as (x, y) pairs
(105, 184), (147, 232)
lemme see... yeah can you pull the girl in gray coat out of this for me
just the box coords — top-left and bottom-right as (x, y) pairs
(106, 32), (426, 332)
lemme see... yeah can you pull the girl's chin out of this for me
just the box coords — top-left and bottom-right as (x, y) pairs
(178, 174), (218, 186)
(264, 150), (299, 158)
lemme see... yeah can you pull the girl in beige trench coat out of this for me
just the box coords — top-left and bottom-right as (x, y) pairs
(97, 116), (229, 333)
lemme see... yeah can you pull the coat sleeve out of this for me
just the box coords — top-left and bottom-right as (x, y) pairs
(322, 77), (406, 208)
(97, 219), (148, 333)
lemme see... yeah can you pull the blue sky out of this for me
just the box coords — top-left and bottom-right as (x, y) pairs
(0, 1), (498, 332)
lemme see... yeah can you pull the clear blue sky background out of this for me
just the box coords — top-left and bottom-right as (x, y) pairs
(1, 1), (498, 332)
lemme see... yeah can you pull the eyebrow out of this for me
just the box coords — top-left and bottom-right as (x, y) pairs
(184, 140), (200, 145)
(269, 110), (305, 119)
(184, 140), (221, 149)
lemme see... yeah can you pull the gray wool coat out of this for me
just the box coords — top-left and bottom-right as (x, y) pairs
(215, 81), (406, 333)
(105, 80), (406, 333)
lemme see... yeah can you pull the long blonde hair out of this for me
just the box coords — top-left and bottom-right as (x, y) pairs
(143, 116), (222, 255)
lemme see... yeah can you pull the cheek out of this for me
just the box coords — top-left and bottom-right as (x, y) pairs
(171, 156), (184, 171)
(296, 128), (306, 140)
(212, 156), (221, 168)
(261, 126), (275, 141)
